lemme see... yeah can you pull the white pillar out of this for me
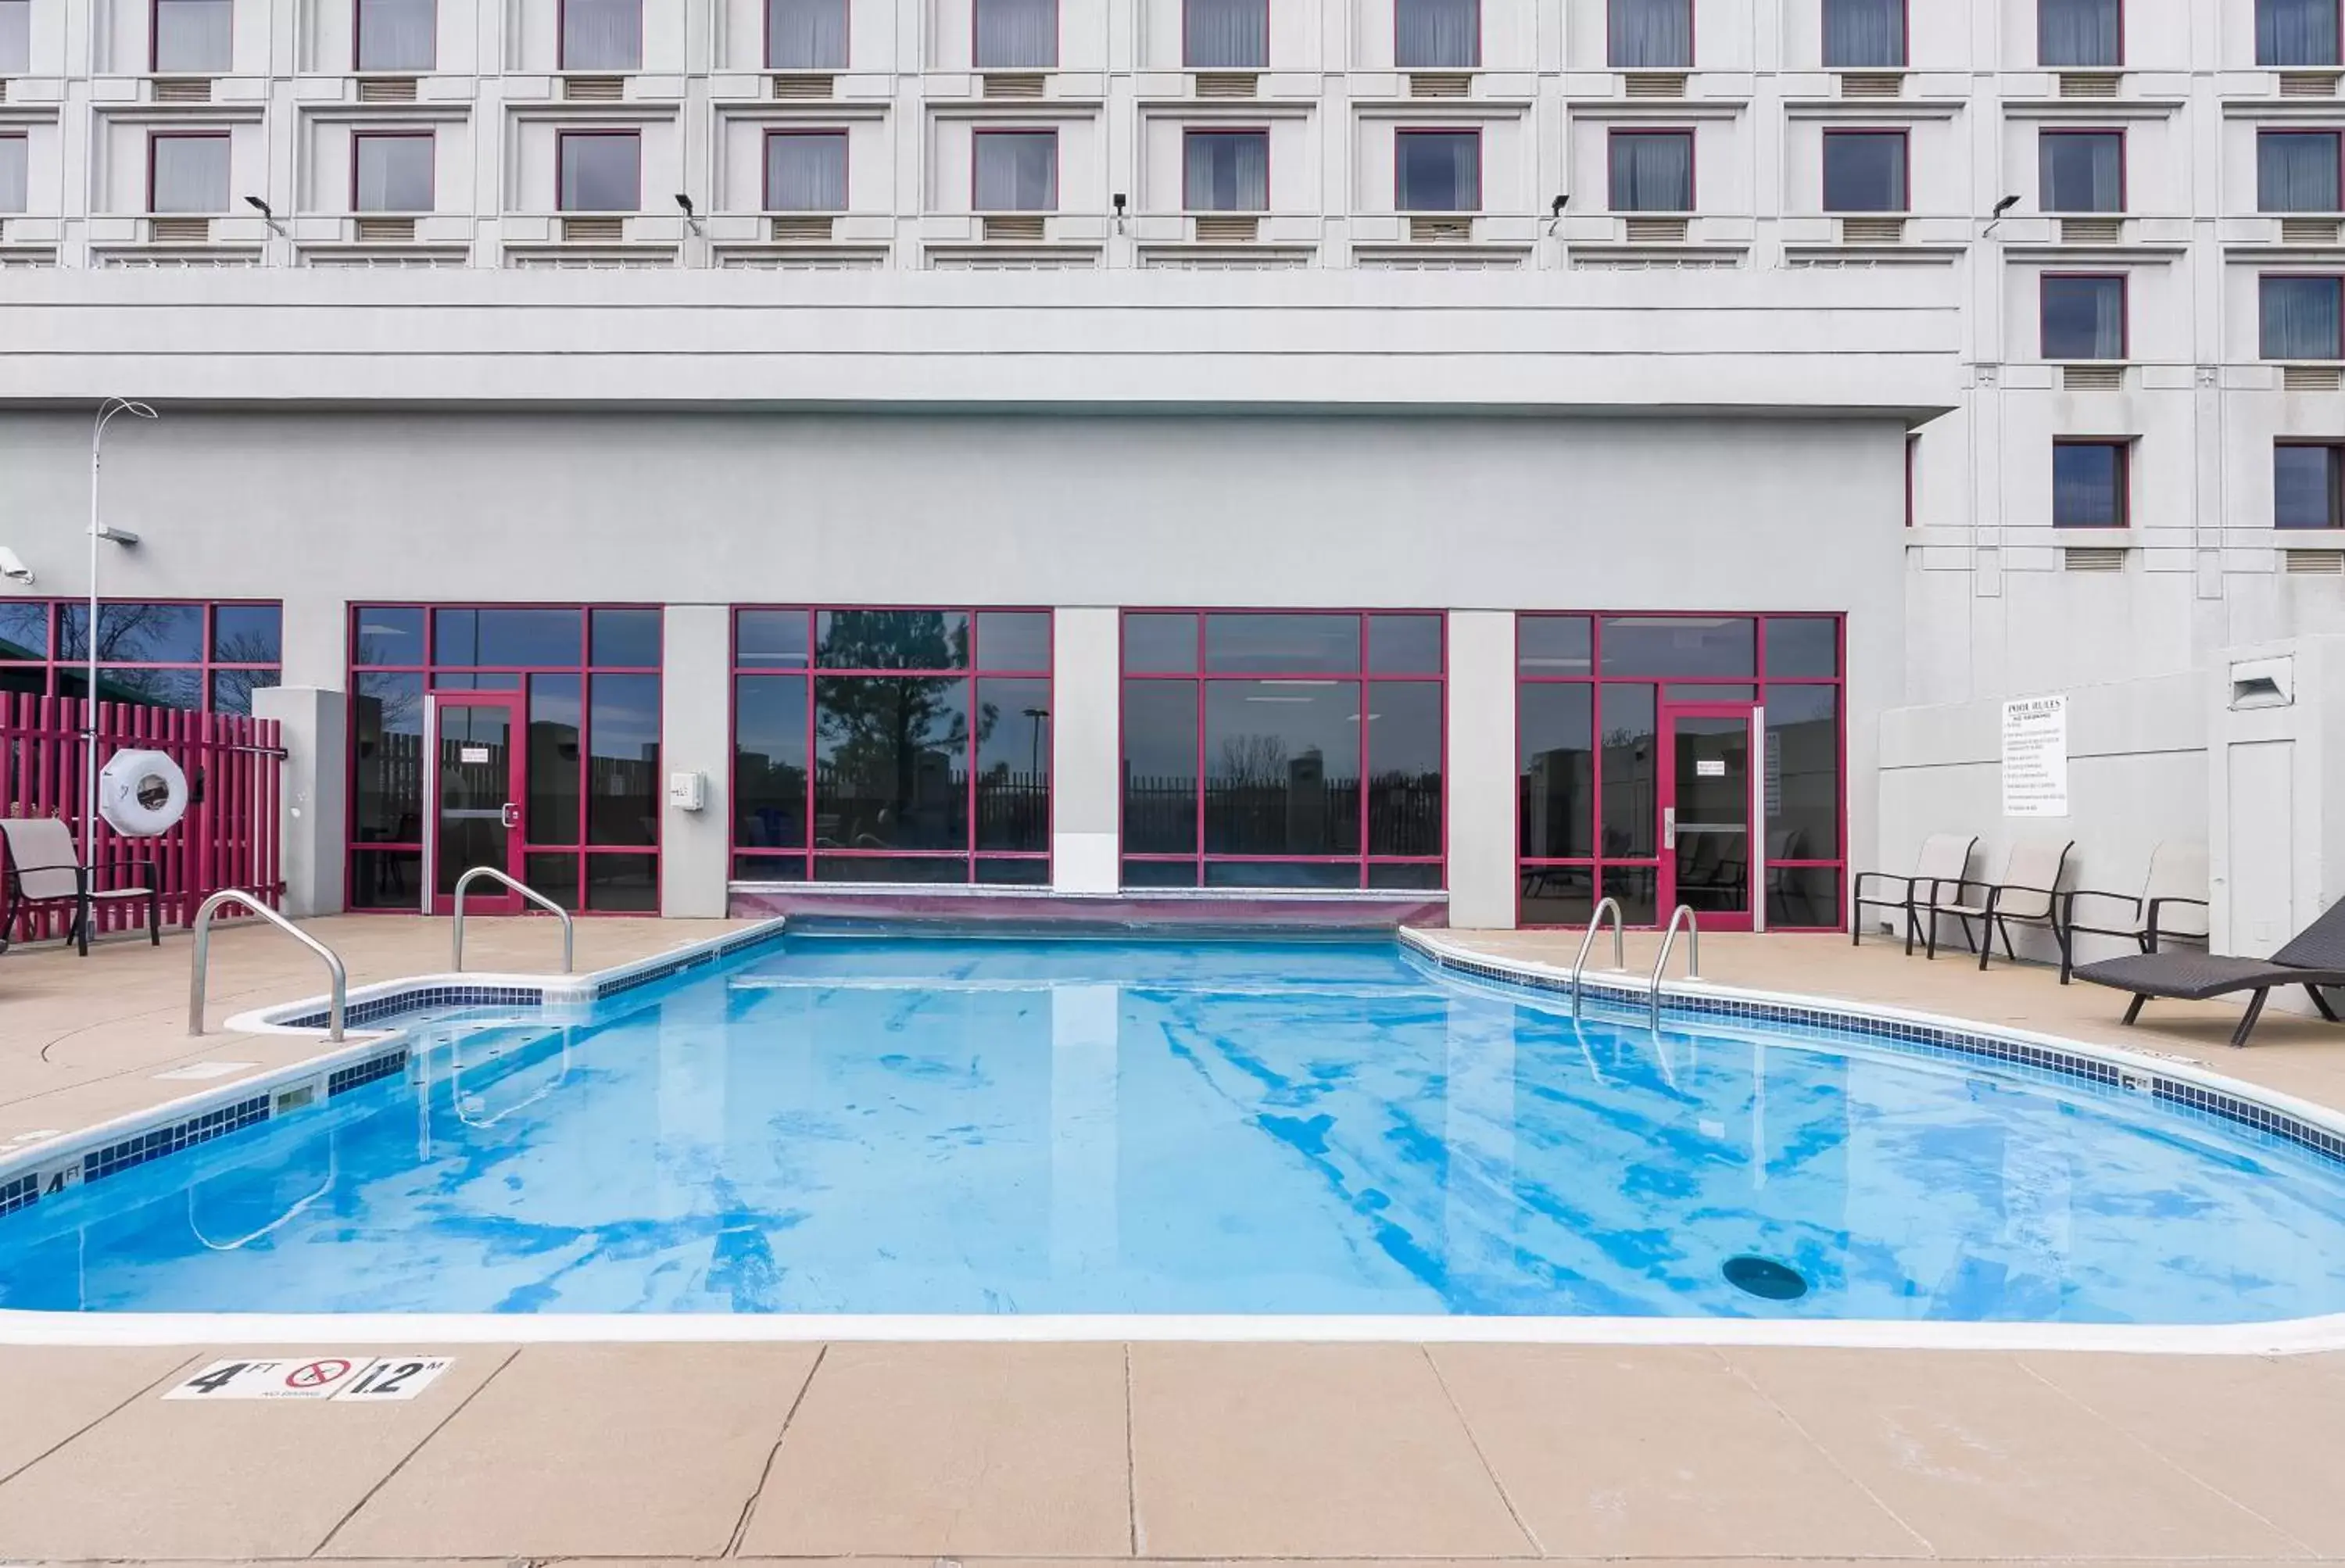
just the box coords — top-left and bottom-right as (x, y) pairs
(661, 603), (731, 918)
(252, 684), (347, 918)
(1446, 610), (1518, 929)
(1052, 606), (1121, 893)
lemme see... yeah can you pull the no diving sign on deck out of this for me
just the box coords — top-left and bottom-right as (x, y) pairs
(163, 1355), (453, 1402)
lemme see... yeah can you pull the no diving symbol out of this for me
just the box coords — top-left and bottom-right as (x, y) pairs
(285, 1359), (354, 1391)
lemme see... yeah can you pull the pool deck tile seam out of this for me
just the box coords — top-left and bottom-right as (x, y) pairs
(721, 1341), (829, 1559)
(1711, 1348), (1939, 1559)
(1419, 1344), (1545, 1559)
(0, 1348), (202, 1494)
(1124, 1341), (1142, 1558)
(308, 1345), (523, 1558)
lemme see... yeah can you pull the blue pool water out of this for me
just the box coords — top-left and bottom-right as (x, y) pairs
(7, 934), (2345, 1322)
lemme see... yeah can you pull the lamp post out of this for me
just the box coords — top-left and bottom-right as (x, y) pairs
(84, 398), (157, 951)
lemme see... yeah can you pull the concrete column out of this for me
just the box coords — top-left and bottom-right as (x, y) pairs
(1447, 610), (1517, 929)
(661, 603), (731, 918)
(1053, 606), (1120, 893)
(253, 684), (347, 918)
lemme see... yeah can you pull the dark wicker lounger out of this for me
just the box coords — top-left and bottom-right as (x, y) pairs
(2073, 898), (2345, 1048)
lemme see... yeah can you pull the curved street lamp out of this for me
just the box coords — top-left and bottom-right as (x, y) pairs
(83, 398), (158, 950)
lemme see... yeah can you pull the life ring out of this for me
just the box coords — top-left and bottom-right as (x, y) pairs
(98, 749), (190, 836)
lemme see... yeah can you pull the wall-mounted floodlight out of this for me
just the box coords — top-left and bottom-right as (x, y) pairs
(0, 546), (32, 585)
(675, 192), (702, 234)
(243, 195), (285, 235)
(1985, 193), (2021, 238)
(1548, 192), (1570, 234)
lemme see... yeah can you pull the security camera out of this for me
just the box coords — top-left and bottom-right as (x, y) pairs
(0, 547), (33, 585)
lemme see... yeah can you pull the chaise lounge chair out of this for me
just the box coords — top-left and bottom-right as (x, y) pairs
(2072, 897), (2345, 1048)
(2054, 840), (2209, 984)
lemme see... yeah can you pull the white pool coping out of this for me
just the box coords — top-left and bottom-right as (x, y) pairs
(5, 918), (2345, 1355)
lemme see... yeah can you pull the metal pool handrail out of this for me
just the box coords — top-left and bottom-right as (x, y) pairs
(1570, 897), (1626, 1021)
(451, 866), (575, 975)
(189, 890), (347, 1043)
(1648, 904), (1702, 1031)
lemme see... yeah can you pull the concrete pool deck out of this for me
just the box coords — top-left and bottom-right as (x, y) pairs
(5, 916), (2345, 1564)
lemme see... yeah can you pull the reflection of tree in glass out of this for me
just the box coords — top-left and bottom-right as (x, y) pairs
(61, 603), (193, 663)
(814, 613), (996, 816)
(1215, 732), (1290, 782)
(209, 629), (281, 714)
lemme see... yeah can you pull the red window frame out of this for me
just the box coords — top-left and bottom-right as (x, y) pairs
(146, 128), (229, 213)
(2038, 0), (2124, 67)
(972, 0), (1058, 69)
(2037, 125), (2126, 213)
(352, 0), (436, 72)
(2275, 439), (2345, 529)
(149, 0), (231, 73)
(2039, 270), (2129, 360)
(2052, 438), (2132, 527)
(765, 0), (850, 70)
(345, 603), (665, 916)
(729, 606), (1055, 886)
(1394, 0), (1481, 69)
(1606, 0), (1694, 67)
(1820, 0), (1910, 69)
(556, 127), (641, 212)
(2260, 271), (2345, 360)
(1821, 125), (1909, 213)
(1183, 0), (1269, 68)
(763, 126), (849, 211)
(0, 598), (282, 714)
(1514, 613), (1848, 932)
(2258, 128), (2343, 213)
(1393, 125), (1481, 212)
(349, 127), (434, 213)
(557, 0), (643, 70)
(1606, 125), (1696, 211)
(1182, 125), (1270, 213)
(1117, 610), (1448, 892)
(2256, 0), (2344, 66)
(970, 124), (1058, 209)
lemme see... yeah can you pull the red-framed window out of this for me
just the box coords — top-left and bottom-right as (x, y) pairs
(2278, 441), (2345, 528)
(1608, 0), (1691, 67)
(2052, 439), (2131, 527)
(560, 0), (641, 70)
(1186, 0), (1267, 68)
(148, 128), (230, 213)
(352, 128), (433, 213)
(354, 0), (435, 72)
(1821, 0), (1906, 68)
(2258, 0), (2342, 67)
(1183, 126), (1269, 212)
(2039, 126), (2125, 213)
(2260, 273), (2344, 359)
(764, 127), (847, 211)
(151, 0), (232, 73)
(557, 127), (640, 211)
(768, 0), (848, 70)
(974, 0), (1056, 69)
(0, 0), (31, 76)
(0, 599), (281, 713)
(731, 607), (1053, 886)
(1396, 0), (1478, 69)
(1394, 126), (1480, 211)
(1119, 610), (1445, 891)
(1821, 127), (1907, 212)
(2258, 129), (2342, 213)
(1608, 127), (1695, 212)
(2040, 271), (2128, 360)
(2039, 0), (2121, 67)
(346, 604), (664, 913)
(972, 125), (1057, 209)
(1516, 613), (1846, 930)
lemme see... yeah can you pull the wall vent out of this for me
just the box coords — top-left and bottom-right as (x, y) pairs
(1839, 216), (1904, 244)
(2281, 217), (2343, 245)
(353, 216), (416, 242)
(1409, 71), (1470, 97)
(983, 213), (1047, 241)
(983, 72), (1045, 98)
(148, 216), (209, 242)
(562, 74), (624, 101)
(560, 215), (624, 242)
(1838, 71), (1903, 98)
(2061, 363), (2124, 390)
(1623, 71), (1688, 98)
(769, 213), (835, 241)
(2286, 548), (2345, 574)
(2285, 363), (2344, 391)
(152, 76), (213, 102)
(1194, 213), (1258, 242)
(2060, 216), (2122, 244)
(2279, 70), (2343, 97)
(1193, 71), (1258, 98)
(2063, 546), (2128, 572)
(0, 81), (9, 102)
(1624, 215), (1689, 242)
(356, 76), (417, 102)
(2057, 71), (2121, 98)
(1409, 215), (1473, 242)
(770, 72), (834, 98)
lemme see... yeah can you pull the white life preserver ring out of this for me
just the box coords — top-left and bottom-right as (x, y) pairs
(98, 749), (190, 837)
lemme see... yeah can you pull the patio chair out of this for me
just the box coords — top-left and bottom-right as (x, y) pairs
(2053, 841), (2210, 984)
(1912, 838), (2075, 970)
(1851, 833), (1976, 954)
(2073, 897), (2345, 1048)
(0, 817), (160, 958)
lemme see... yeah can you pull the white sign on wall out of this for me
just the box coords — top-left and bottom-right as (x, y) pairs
(2002, 694), (2070, 818)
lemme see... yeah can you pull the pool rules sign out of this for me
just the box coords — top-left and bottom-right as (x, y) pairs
(2001, 694), (2070, 818)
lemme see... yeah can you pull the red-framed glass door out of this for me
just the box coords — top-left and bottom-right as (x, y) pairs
(1660, 702), (1760, 933)
(425, 690), (524, 915)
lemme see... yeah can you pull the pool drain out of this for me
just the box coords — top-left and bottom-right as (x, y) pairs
(1722, 1255), (1808, 1301)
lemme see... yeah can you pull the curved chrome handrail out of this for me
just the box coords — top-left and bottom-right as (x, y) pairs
(451, 866), (575, 975)
(1648, 904), (1702, 1031)
(1570, 897), (1625, 1022)
(189, 890), (346, 1042)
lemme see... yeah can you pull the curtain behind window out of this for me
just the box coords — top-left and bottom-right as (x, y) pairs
(2039, 0), (2119, 66)
(0, 0), (30, 74)
(560, 134), (640, 209)
(2040, 133), (2121, 212)
(1609, 0), (1691, 67)
(2052, 445), (2123, 527)
(1185, 131), (1268, 210)
(563, 0), (642, 70)
(153, 0), (233, 71)
(768, 133), (848, 209)
(356, 0), (435, 70)
(1186, 0), (1267, 66)
(2260, 133), (2342, 212)
(2041, 275), (2125, 359)
(2264, 276), (2344, 359)
(1822, 0), (1904, 66)
(975, 131), (1055, 209)
(1397, 131), (1477, 210)
(1823, 132), (1905, 210)
(355, 135), (433, 210)
(1609, 132), (1692, 210)
(1396, 0), (1477, 67)
(0, 136), (24, 213)
(768, 0), (848, 68)
(2275, 446), (2343, 528)
(150, 134), (228, 211)
(976, 0), (1057, 67)
(2259, 0), (2342, 66)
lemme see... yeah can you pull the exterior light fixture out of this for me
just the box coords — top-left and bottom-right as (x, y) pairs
(243, 195), (285, 235)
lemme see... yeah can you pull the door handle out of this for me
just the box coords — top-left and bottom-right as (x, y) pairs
(1663, 806), (1677, 849)
(499, 802), (521, 829)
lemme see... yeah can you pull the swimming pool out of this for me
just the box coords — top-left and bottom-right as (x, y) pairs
(6, 932), (2345, 1325)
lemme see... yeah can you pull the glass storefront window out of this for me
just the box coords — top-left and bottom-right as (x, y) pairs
(0, 600), (281, 714)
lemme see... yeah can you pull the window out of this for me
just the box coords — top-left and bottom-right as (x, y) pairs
(0, 134), (23, 214)
(1396, 0), (1477, 68)
(353, 131), (432, 212)
(973, 128), (1055, 209)
(731, 608), (1051, 886)
(1395, 128), (1478, 210)
(2041, 274), (2127, 360)
(2052, 440), (2129, 527)
(975, 0), (1055, 68)
(1186, 0), (1266, 67)
(1609, 128), (1693, 211)
(2259, 0), (2341, 66)
(1822, 0), (1904, 67)
(2262, 274), (2344, 359)
(0, 0), (29, 75)
(2039, 129), (2123, 213)
(1184, 128), (1268, 211)
(152, 0), (232, 72)
(0, 600), (281, 714)
(1121, 612), (1444, 890)
(2277, 443), (2345, 528)
(2260, 131), (2342, 213)
(149, 131), (228, 213)
(1516, 614), (1845, 930)
(355, 0), (435, 71)
(765, 130), (846, 210)
(349, 605), (664, 912)
(768, 0), (847, 69)
(1822, 128), (1906, 211)
(1609, 0), (1691, 66)
(2039, 0), (2119, 66)
(557, 130), (639, 212)
(561, 0), (640, 70)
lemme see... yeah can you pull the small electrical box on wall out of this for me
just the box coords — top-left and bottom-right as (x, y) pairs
(667, 771), (706, 812)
